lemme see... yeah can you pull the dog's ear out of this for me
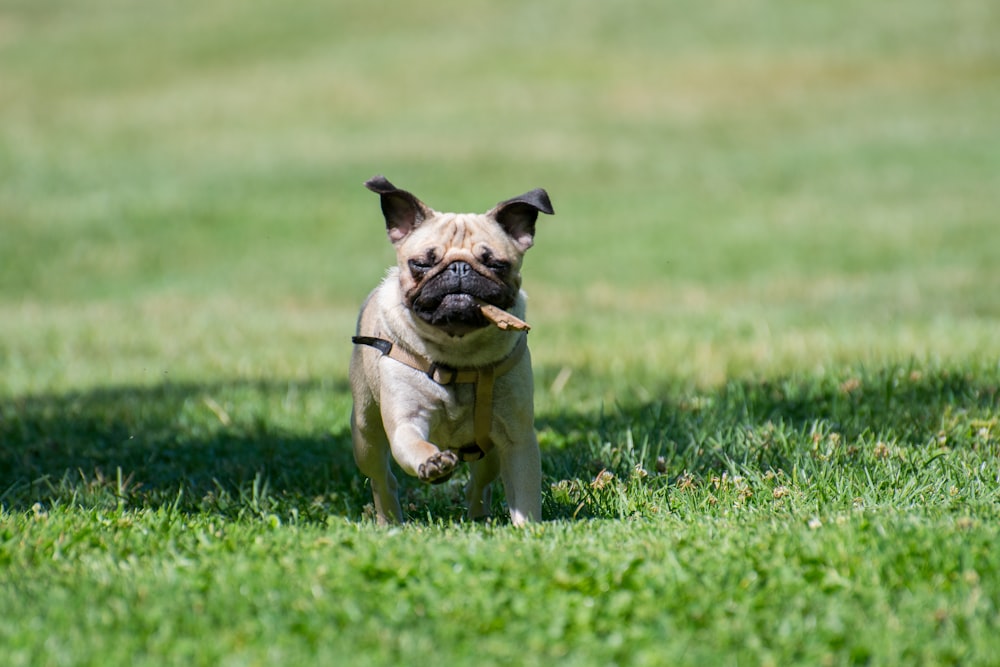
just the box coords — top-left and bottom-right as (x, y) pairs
(364, 175), (433, 244)
(488, 188), (554, 252)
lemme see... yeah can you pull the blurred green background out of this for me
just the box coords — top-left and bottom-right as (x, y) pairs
(3, 6), (999, 663)
(2, 0), (998, 395)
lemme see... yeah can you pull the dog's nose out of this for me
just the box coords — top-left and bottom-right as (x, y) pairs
(447, 261), (473, 278)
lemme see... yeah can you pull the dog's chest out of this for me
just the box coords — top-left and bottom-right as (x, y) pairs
(428, 383), (477, 447)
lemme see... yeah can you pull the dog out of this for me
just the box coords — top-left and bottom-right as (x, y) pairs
(350, 175), (553, 525)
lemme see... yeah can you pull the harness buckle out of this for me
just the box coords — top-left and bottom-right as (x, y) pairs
(427, 362), (458, 385)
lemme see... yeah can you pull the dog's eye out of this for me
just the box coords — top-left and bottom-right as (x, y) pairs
(486, 258), (510, 274)
(479, 250), (510, 274)
(407, 259), (432, 275)
(408, 252), (438, 277)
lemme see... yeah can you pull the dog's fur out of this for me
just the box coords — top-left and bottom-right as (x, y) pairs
(350, 176), (553, 525)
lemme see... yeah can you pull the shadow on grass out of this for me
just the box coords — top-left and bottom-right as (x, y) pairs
(2, 363), (997, 521)
(0, 380), (369, 519)
(537, 362), (999, 518)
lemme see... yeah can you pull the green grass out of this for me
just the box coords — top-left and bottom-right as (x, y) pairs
(2, 0), (1000, 664)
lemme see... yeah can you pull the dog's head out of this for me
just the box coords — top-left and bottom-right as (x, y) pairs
(365, 175), (553, 337)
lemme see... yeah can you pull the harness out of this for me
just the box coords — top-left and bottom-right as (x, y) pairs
(351, 332), (528, 463)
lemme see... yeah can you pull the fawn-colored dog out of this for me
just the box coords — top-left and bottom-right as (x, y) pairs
(350, 176), (553, 525)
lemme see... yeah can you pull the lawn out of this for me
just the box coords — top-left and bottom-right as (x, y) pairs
(1, 0), (999, 665)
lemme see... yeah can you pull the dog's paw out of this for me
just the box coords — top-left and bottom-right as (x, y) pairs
(418, 450), (459, 485)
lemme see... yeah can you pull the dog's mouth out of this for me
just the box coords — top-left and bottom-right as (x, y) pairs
(409, 261), (515, 336)
(416, 293), (487, 335)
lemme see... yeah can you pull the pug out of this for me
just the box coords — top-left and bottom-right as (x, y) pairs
(350, 175), (553, 526)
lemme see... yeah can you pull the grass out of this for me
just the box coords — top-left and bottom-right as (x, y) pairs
(2, 0), (999, 664)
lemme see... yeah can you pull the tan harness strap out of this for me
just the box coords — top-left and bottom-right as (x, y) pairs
(352, 333), (528, 460)
(473, 364), (496, 453)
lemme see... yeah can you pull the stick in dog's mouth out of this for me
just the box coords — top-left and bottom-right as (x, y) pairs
(475, 299), (531, 332)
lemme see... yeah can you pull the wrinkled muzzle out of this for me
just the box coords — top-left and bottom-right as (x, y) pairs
(409, 261), (515, 335)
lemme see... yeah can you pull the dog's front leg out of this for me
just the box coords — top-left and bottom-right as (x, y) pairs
(351, 404), (403, 525)
(500, 435), (542, 526)
(379, 398), (458, 484)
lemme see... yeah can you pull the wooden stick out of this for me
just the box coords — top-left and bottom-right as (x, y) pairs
(476, 301), (531, 331)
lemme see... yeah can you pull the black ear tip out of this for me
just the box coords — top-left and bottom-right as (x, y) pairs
(515, 188), (553, 215)
(493, 188), (555, 217)
(532, 188), (554, 215)
(364, 175), (396, 194)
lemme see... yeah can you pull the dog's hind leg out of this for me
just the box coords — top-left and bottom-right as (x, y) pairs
(500, 436), (542, 526)
(466, 449), (500, 521)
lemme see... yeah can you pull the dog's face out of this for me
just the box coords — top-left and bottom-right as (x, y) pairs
(365, 176), (553, 336)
